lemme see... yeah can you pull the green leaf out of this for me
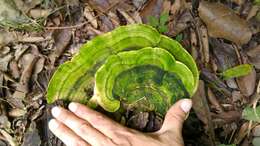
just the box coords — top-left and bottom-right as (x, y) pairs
(242, 106), (260, 122)
(159, 12), (169, 25)
(175, 34), (183, 42)
(148, 16), (159, 28)
(221, 64), (252, 80)
(158, 25), (168, 33)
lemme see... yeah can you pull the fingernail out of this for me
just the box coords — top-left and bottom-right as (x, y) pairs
(180, 99), (192, 113)
(68, 102), (78, 112)
(51, 107), (61, 117)
(49, 119), (59, 129)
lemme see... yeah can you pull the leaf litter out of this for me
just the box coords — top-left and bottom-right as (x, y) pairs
(0, 0), (259, 145)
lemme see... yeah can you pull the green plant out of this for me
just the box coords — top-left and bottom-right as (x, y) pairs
(220, 64), (252, 80)
(47, 24), (199, 118)
(148, 12), (169, 33)
(242, 106), (260, 122)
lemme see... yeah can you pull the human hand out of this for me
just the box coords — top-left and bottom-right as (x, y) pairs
(48, 99), (192, 146)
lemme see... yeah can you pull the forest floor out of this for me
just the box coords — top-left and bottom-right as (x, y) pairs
(0, 0), (260, 146)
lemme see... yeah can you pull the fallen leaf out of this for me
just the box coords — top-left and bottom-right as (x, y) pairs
(212, 110), (241, 123)
(200, 25), (209, 63)
(247, 45), (260, 69)
(0, 129), (18, 146)
(48, 29), (72, 67)
(8, 108), (26, 117)
(127, 112), (149, 130)
(84, 5), (98, 28)
(140, 0), (163, 23)
(12, 53), (38, 108)
(221, 64), (253, 80)
(236, 66), (256, 97)
(210, 39), (238, 72)
(253, 125), (260, 136)
(0, 30), (17, 47)
(207, 88), (224, 113)
(198, 1), (252, 45)
(167, 9), (192, 36)
(29, 8), (51, 19)
(9, 60), (20, 79)
(117, 8), (136, 24)
(21, 121), (41, 146)
(99, 15), (115, 32)
(132, 0), (147, 9)
(87, 0), (110, 13)
(0, 53), (13, 71)
(192, 80), (216, 145)
(201, 68), (232, 97)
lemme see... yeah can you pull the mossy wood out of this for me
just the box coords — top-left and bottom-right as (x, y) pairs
(47, 24), (199, 116)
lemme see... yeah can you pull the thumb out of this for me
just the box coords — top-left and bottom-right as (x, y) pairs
(160, 99), (192, 134)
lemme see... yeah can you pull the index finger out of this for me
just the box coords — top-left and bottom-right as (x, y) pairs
(68, 102), (127, 138)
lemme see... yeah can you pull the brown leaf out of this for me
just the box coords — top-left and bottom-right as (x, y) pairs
(127, 112), (149, 130)
(192, 80), (216, 145)
(11, 54), (38, 108)
(117, 8), (136, 24)
(48, 29), (72, 67)
(139, 0), (163, 23)
(201, 68), (232, 97)
(0, 30), (17, 48)
(84, 5), (98, 28)
(9, 60), (20, 79)
(210, 39), (238, 71)
(29, 8), (51, 19)
(247, 45), (260, 69)
(87, 0), (110, 13)
(236, 66), (256, 97)
(212, 110), (241, 123)
(132, 0), (147, 9)
(21, 121), (41, 146)
(167, 10), (192, 36)
(198, 1), (252, 45)
(0, 53), (13, 71)
(99, 15), (115, 32)
(207, 88), (224, 113)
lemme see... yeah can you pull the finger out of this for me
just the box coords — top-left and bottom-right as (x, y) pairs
(68, 102), (125, 138)
(51, 107), (114, 146)
(48, 119), (90, 146)
(160, 99), (192, 134)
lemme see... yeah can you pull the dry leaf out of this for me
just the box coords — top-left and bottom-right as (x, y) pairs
(247, 45), (260, 69)
(12, 54), (38, 108)
(198, 1), (252, 45)
(48, 29), (72, 67)
(21, 121), (41, 146)
(84, 5), (98, 28)
(132, 0), (147, 9)
(236, 66), (256, 97)
(140, 0), (163, 23)
(117, 8), (136, 24)
(192, 80), (216, 145)
(210, 39), (238, 71)
(0, 53), (13, 71)
(29, 8), (51, 19)
(168, 10), (192, 36)
(0, 30), (17, 48)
